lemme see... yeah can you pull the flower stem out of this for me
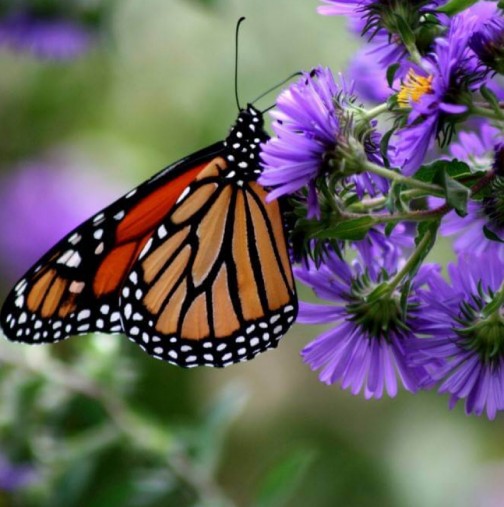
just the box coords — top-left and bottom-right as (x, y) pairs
(387, 226), (435, 292)
(362, 103), (389, 121)
(363, 161), (444, 195)
(404, 43), (423, 66)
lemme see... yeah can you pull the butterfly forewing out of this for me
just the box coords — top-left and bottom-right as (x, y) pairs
(0, 144), (224, 344)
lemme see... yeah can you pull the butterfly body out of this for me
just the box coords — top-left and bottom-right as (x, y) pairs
(1, 105), (298, 367)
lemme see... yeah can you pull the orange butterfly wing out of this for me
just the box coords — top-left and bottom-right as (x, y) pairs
(0, 146), (224, 344)
(119, 159), (297, 367)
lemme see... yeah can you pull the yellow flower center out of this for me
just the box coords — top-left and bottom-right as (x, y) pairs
(397, 70), (433, 108)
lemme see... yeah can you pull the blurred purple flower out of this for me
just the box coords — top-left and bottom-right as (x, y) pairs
(0, 454), (38, 491)
(412, 254), (504, 420)
(469, 13), (504, 75)
(0, 158), (124, 285)
(347, 45), (396, 103)
(436, 125), (504, 258)
(392, 12), (484, 175)
(0, 12), (93, 60)
(295, 247), (437, 399)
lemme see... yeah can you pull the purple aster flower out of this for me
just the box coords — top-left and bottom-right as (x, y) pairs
(259, 67), (343, 205)
(318, 0), (445, 66)
(412, 254), (504, 419)
(0, 453), (38, 491)
(469, 13), (504, 75)
(295, 248), (437, 399)
(0, 157), (125, 286)
(393, 12), (487, 175)
(353, 222), (414, 273)
(436, 125), (504, 258)
(0, 11), (94, 60)
(347, 44), (402, 103)
(260, 66), (388, 217)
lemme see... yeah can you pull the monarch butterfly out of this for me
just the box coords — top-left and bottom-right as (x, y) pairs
(0, 100), (298, 368)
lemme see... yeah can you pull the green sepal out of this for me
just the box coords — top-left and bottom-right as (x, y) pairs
(483, 225), (504, 244)
(434, 169), (470, 217)
(387, 63), (401, 89)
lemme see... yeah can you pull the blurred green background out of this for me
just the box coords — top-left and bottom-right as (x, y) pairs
(0, 1), (503, 506)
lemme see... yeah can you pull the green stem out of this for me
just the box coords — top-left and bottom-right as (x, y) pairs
(471, 106), (504, 122)
(364, 161), (444, 195)
(348, 195), (387, 212)
(362, 103), (389, 121)
(387, 226), (435, 292)
(404, 43), (423, 66)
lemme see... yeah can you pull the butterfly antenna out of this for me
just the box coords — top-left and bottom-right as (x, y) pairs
(252, 71), (302, 105)
(235, 16), (246, 111)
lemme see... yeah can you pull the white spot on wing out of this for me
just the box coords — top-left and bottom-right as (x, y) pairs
(78, 310), (91, 321)
(158, 225), (167, 239)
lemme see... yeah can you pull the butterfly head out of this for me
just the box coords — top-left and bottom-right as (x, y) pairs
(224, 104), (269, 181)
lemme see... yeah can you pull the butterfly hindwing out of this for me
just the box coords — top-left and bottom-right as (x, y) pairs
(0, 143), (224, 344)
(119, 155), (298, 368)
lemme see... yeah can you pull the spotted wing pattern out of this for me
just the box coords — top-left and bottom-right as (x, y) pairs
(0, 144), (224, 344)
(1, 104), (298, 368)
(119, 158), (297, 367)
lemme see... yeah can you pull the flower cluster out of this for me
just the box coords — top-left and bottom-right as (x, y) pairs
(261, 0), (504, 419)
(0, 1), (107, 60)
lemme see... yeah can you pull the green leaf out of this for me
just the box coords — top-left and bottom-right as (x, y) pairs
(480, 84), (501, 111)
(313, 216), (374, 241)
(255, 448), (316, 507)
(386, 64), (400, 89)
(437, 0), (479, 15)
(380, 128), (396, 168)
(385, 222), (397, 237)
(434, 170), (470, 217)
(415, 159), (471, 184)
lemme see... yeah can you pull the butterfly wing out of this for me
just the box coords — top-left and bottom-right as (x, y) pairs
(0, 143), (224, 344)
(119, 158), (297, 368)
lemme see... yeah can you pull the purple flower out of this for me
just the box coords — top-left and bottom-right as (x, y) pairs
(0, 12), (93, 60)
(295, 247), (436, 399)
(260, 66), (388, 216)
(353, 223), (414, 273)
(259, 67), (343, 207)
(347, 45), (399, 103)
(0, 454), (38, 491)
(0, 157), (124, 285)
(469, 13), (504, 75)
(412, 254), (504, 419)
(318, 0), (445, 66)
(393, 13), (486, 175)
(436, 125), (504, 258)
